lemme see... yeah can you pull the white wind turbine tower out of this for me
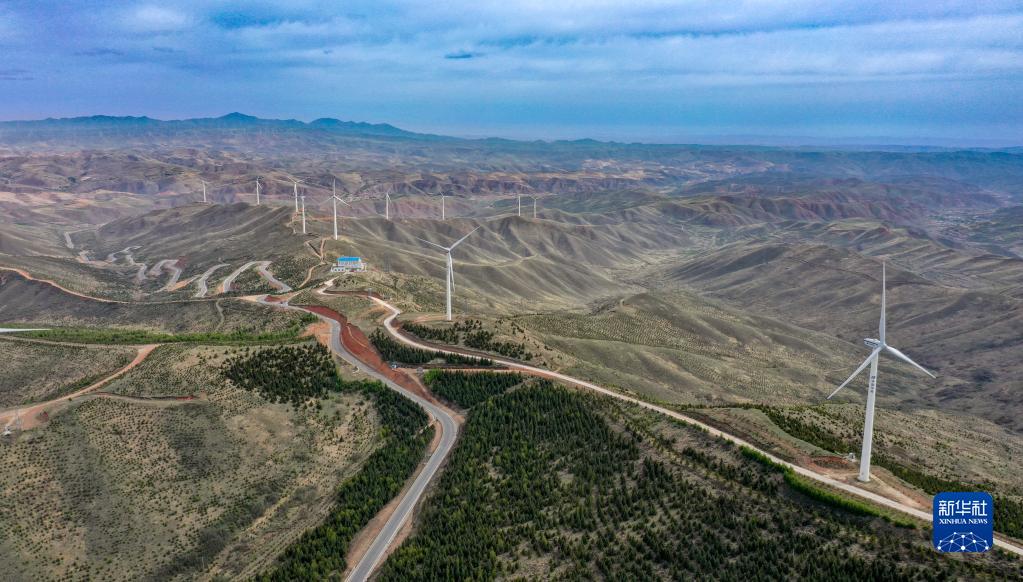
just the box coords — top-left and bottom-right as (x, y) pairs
(827, 263), (935, 482)
(255, 177), (261, 205)
(533, 196), (537, 219)
(517, 193), (522, 217)
(416, 226), (480, 321)
(300, 194), (307, 234)
(201, 179), (208, 204)
(331, 179), (352, 241)
(441, 195), (447, 220)
(385, 192), (392, 220)
(291, 179), (302, 211)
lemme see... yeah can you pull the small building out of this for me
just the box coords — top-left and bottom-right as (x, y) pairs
(331, 256), (367, 273)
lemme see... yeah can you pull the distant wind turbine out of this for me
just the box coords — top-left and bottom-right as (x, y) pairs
(533, 196), (537, 219)
(291, 179), (302, 211)
(517, 193), (522, 217)
(441, 195), (447, 221)
(201, 179), (208, 204)
(827, 263), (935, 482)
(385, 192), (391, 220)
(416, 226), (480, 321)
(331, 179), (351, 241)
(255, 177), (261, 206)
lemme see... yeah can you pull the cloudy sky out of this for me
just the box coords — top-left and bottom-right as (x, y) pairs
(2, 1), (1022, 144)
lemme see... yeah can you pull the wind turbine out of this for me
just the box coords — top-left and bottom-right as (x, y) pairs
(291, 179), (302, 211)
(415, 226), (480, 321)
(385, 192), (392, 220)
(331, 179), (351, 241)
(827, 263), (935, 482)
(517, 193), (522, 217)
(533, 196), (537, 219)
(255, 177), (261, 205)
(441, 195), (447, 220)
(201, 180), (208, 204)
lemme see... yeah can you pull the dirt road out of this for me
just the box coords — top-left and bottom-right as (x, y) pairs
(0, 344), (159, 431)
(0, 266), (126, 304)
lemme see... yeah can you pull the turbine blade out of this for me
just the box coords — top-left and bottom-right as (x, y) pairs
(880, 262), (886, 345)
(449, 226), (480, 250)
(414, 236), (450, 252)
(827, 349), (880, 399)
(884, 345), (935, 378)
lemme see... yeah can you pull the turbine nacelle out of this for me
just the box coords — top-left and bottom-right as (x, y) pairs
(863, 338), (882, 350)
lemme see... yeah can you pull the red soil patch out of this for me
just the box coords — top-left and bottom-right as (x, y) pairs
(299, 305), (442, 406)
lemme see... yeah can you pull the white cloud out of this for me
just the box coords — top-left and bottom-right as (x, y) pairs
(122, 5), (191, 32)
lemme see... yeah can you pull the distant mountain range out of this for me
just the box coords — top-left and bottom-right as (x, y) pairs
(0, 112), (428, 139)
(2, 113), (1022, 152)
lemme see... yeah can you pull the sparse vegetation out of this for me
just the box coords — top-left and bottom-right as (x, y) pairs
(0, 344), (377, 581)
(0, 340), (135, 406)
(14, 315), (317, 345)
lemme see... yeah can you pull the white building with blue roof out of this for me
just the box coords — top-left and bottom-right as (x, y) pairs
(331, 256), (367, 273)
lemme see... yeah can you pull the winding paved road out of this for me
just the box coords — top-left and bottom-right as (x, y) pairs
(193, 263), (229, 297)
(370, 295), (1023, 559)
(255, 296), (459, 581)
(221, 261), (293, 293)
(149, 259), (183, 291)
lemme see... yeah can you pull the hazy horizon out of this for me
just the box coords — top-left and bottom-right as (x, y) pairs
(2, 2), (1021, 147)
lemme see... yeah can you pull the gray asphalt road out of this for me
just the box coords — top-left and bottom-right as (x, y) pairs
(222, 261), (292, 293)
(255, 296), (459, 580)
(369, 296), (1023, 559)
(221, 261), (267, 293)
(149, 259), (183, 291)
(193, 263), (229, 298)
(256, 263), (293, 292)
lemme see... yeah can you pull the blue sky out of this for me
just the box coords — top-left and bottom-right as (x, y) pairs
(2, 1), (1022, 144)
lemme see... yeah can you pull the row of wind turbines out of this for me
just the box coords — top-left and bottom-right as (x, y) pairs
(196, 176), (540, 239)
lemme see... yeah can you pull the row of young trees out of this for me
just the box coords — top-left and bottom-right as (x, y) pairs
(379, 382), (1020, 580)
(402, 319), (534, 361)
(257, 372), (431, 580)
(423, 370), (526, 408)
(368, 328), (491, 366)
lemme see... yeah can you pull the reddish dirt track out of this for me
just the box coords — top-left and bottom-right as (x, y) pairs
(0, 267), (122, 304)
(298, 304), (442, 406)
